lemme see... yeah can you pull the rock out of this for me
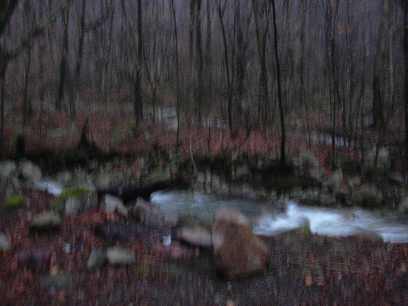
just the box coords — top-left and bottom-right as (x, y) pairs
(0, 176), (22, 201)
(366, 147), (390, 171)
(319, 192), (337, 206)
(294, 151), (323, 181)
(347, 176), (361, 192)
(19, 161), (42, 182)
(389, 172), (405, 186)
(0, 161), (17, 178)
(130, 198), (167, 227)
(30, 211), (62, 232)
(103, 195), (128, 217)
(352, 184), (383, 207)
(95, 171), (113, 189)
(64, 197), (82, 216)
(324, 169), (343, 194)
(0, 233), (11, 251)
(106, 247), (135, 265)
(55, 171), (73, 185)
(235, 164), (250, 178)
(212, 208), (270, 279)
(399, 197), (408, 214)
(87, 248), (106, 270)
(176, 225), (212, 248)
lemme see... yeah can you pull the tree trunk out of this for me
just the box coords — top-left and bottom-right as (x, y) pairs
(404, 1), (408, 164)
(171, 0), (181, 148)
(56, 5), (70, 111)
(270, 0), (286, 165)
(134, 0), (144, 126)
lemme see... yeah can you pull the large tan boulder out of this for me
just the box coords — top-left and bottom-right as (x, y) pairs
(212, 208), (270, 279)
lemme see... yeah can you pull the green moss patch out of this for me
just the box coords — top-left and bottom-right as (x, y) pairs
(4, 195), (25, 210)
(52, 187), (90, 206)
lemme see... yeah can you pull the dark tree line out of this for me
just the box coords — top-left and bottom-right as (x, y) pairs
(1, 0), (408, 167)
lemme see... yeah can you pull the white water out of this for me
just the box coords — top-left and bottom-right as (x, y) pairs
(151, 191), (408, 244)
(254, 202), (408, 243)
(34, 180), (63, 196)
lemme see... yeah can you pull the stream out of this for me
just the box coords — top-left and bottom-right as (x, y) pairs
(151, 190), (408, 244)
(35, 179), (408, 244)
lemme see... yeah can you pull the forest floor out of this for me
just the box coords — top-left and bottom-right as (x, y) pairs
(1, 109), (363, 174)
(1, 189), (408, 306)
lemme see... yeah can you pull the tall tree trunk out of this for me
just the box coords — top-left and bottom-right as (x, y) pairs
(270, 0), (286, 164)
(205, 0), (212, 102)
(0, 65), (6, 150)
(404, 1), (408, 163)
(217, 1), (233, 135)
(195, 0), (203, 124)
(171, 0), (181, 148)
(134, 0), (144, 126)
(22, 45), (33, 128)
(56, 4), (70, 111)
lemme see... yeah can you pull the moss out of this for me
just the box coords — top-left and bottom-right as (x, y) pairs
(52, 187), (90, 206)
(4, 195), (25, 210)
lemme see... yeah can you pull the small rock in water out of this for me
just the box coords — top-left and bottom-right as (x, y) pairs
(103, 195), (128, 217)
(87, 248), (107, 270)
(30, 211), (62, 232)
(106, 247), (135, 265)
(162, 234), (172, 247)
(0, 233), (11, 251)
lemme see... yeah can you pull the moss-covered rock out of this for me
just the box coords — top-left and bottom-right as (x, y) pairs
(4, 194), (25, 210)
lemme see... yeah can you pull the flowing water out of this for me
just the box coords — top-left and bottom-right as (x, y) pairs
(35, 180), (408, 244)
(151, 190), (408, 244)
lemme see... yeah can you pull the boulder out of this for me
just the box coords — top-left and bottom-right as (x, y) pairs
(87, 248), (106, 270)
(19, 161), (42, 182)
(351, 184), (383, 207)
(55, 171), (73, 185)
(323, 169), (343, 194)
(399, 197), (408, 214)
(0, 161), (17, 178)
(1, 179), (22, 204)
(95, 171), (113, 189)
(106, 247), (135, 265)
(347, 176), (361, 192)
(176, 225), (212, 248)
(294, 151), (323, 181)
(103, 195), (128, 217)
(212, 208), (270, 279)
(366, 147), (390, 171)
(30, 211), (62, 232)
(0, 233), (11, 252)
(64, 197), (82, 216)
(130, 198), (167, 227)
